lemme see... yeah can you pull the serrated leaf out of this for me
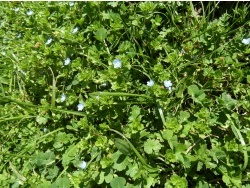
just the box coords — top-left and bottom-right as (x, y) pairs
(145, 176), (155, 188)
(36, 116), (48, 125)
(107, 2), (118, 7)
(46, 166), (59, 180)
(165, 174), (188, 188)
(129, 105), (141, 121)
(126, 163), (139, 179)
(144, 138), (162, 154)
(62, 144), (78, 168)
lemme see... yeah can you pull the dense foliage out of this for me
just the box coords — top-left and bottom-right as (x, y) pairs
(0, 1), (250, 187)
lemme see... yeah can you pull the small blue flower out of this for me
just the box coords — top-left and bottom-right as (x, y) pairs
(64, 57), (71, 65)
(43, 128), (47, 133)
(61, 94), (66, 102)
(79, 161), (87, 169)
(242, 38), (250, 45)
(26, 10), (34, 16)
(46, 38), (53, 45)
(72, 27), (79, 34)
(20, 70), (26, 75)
(14, 7), (19, 12)
(17, 33), (21, 38)
(77, 103), (85, 111)
(101, 82), (107, 87)
(69, 2), (75, 6)
(147, 80), (154, 87)
(164, 80), (172, 90)
(180, 48), (185, 54)
(113, 59), (122, 69)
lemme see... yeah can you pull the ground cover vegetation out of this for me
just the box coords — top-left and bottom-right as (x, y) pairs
(0, 1), (250, 187)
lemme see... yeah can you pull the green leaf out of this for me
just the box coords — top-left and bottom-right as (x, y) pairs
(165, 174), (188, 188)
(126, 163), (139, 179)
(53, 132), (70, 149)
(97, 171), (105, 184)
(179, 111), (190, 123)
(221, 92), (237, 110)
(114, 138), (132, 155)
(110, 177), (126, 188)
(129, 105), (141, 121)
(62, 144), (78, 167)
(247, 75), (250, 84)
(104, 169), (113, 183)
(94, 28), (108, 42)
(112, 151), (129, 171)
(33, 151), (55, 166)
(162, 130), (173, 141)
(107, 2), (119, 7)
(145, 176), (156, 188)
(188, 84), (206, 103)
(38, 181), (51, 188)
(144, 138), (162, 154)
(50, 177), (70, 188)
(46, 166), (59, 180)
(162, 130), (174, 149)
(36, 116), (48, 125)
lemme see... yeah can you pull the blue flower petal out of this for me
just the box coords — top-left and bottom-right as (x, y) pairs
(147, 80), (154, 87)
(164, 80), (172, 90)
(79, 161), (87, 169)
(113, 59), (122, 69)
(77, 103), (85, 111)
(64, 58), (71, 65)
(242, 38), (250, 45)
(61, 94), (66, 102)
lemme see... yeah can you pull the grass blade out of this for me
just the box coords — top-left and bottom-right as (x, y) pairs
(89, 92), (151, 98)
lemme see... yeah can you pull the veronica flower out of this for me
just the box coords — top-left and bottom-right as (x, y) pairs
(17, 33), (21, 38)
(113, 59), (122, 69)
(180, 48), (185, 54)
(72, 27), (79, 34)
(26, 10), (34, 16)
(164, 80), (172, 90)
(77, 103), (85, 111)
(46, 38), (52, 45)
(20, 70), (26, 75)
(43, 128), (47, 133)
(101, 82), (107, 87)
(14, 7), (19, 12)
(147, 80), (154, 87)
(242, 38), (250, 45)
(61, 94), (66, 102)
(69, 2), (75, 6)
(79, 161), (87, 169)
(64, 57), (71, 65)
